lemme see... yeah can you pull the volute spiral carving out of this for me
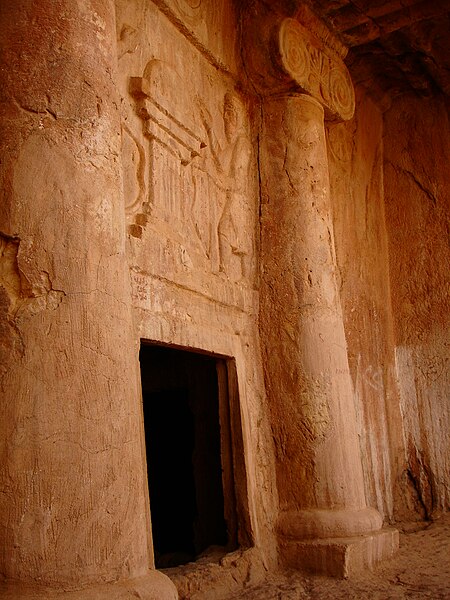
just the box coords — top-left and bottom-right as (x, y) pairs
(278, 18), (355, 121)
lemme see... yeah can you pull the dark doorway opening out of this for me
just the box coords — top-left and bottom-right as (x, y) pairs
(139, 343), (239, 568)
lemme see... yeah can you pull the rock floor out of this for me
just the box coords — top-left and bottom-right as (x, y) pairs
(224, 516), (450, 599)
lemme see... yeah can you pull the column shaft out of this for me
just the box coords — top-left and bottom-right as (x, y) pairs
(259, 94), (381, 539)
(0, 1), (175, 596)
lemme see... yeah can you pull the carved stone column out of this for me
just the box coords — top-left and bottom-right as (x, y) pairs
(249, 13), (399, 576)
(0, 1), (176, 598)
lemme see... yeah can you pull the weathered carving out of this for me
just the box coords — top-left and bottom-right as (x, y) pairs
(127, 60), (207, 240)
(171, 0), (204, 25)
(197, 91), (254, 281)
(278, 18), (355, 121)
(153, 0), (205, 27)
(326, 121), (353, 164)
(121, 123), (148, 235)
(130, 68), (205, 166)
(118, 24), (138, 59)
(128, 60), (254, 284)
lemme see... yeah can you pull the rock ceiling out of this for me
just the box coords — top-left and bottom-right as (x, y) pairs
(308, 0), (450, 104)
(261, 0), (450, 106)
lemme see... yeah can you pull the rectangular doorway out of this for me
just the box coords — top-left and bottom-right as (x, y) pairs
(139, 342), (247, 569)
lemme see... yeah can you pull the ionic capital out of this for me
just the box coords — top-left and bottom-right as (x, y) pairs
(243, 6), (355, 122)
(277, 18), (355, 121)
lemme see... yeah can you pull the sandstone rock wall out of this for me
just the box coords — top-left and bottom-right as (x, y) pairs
(383, 93), (450, 519)
(327, 89), (404, 522)
(115, 0), (279, 569)
(329, 88), (449, 523)
(0, 0), (448, 595)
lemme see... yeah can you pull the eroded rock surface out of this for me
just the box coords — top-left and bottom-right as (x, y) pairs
(0, 0), (448, 597)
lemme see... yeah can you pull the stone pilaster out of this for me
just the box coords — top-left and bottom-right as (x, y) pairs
(0, 1), (176, 597)
(250, 9), (399, 577)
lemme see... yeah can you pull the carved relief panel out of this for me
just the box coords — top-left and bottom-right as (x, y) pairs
(195, 91), (254, 282)
(122, 55), (256, 290)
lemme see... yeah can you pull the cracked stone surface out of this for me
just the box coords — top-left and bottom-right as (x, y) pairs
(0, 1), (448, 597)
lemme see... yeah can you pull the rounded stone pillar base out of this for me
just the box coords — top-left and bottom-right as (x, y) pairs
(278, 507), (383, 539)
(278, 528), (399, 578)
(0, 571), (178, 600)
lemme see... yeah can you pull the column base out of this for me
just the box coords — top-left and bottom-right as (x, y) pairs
(278, 528), (399, 578)
(0, 570), (178, 600)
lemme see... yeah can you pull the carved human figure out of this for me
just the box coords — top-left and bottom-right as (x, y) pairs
(198, 91), (253, 281)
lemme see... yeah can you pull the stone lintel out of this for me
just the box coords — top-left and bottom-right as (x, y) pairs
(277, 18), (355, 122)
(278, 528), (399, 578)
